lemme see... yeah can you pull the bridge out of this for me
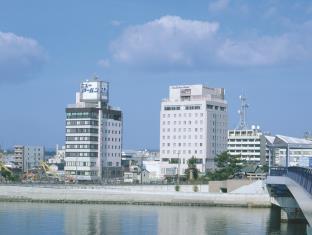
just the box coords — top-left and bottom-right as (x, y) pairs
(266, 166), (312, 227)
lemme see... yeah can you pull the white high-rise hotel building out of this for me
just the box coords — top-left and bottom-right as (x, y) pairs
(160, 85), (228, 175)
(64, 77), (122, 182)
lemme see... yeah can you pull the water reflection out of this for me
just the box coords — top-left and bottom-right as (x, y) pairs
(0, 202), (308, 235)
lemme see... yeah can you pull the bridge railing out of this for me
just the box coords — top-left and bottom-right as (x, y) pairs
(287, 167), (312, 195)
(269, 167), (288, 176)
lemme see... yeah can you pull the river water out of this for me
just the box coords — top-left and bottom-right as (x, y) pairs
(0, 202), (308, 235)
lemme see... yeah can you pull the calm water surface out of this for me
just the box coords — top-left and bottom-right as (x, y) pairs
(0, 202), (308, 235)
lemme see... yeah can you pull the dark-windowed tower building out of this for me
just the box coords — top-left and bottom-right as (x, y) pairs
(64, 77), (122, 182)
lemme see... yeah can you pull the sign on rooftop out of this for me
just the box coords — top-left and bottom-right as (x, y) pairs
(80, 80), (109, 102)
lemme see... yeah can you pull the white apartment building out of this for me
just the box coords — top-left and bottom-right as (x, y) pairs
(160, 85), (228, 176)
(64, 77), (122, 182)
(227, 126), (266, 163)
(14, 145), (45, 172)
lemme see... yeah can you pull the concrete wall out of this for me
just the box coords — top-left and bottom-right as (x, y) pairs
(0, 185), (271, 207)
(209, 180), (254, 193)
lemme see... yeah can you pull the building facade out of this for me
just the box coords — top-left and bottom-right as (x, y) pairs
(227, 126), (266, 163)
(266, 135), (312, 167)
(13, 145), (24, 170)
(14, 145), (44, 172)
(64, 77), (122, 182)
(160, 85), (228, 176)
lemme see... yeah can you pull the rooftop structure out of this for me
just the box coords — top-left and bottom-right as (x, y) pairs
(236, 95), (249, 130)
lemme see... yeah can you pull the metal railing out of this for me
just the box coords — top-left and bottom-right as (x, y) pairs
(269, 167), (288, 176)
(287, 166), (312, 195)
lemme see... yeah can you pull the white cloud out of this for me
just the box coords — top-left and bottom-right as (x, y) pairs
(110, 15), (312, 71)
(111, 20), (122, 27)
(98, 59), (110, 68)
(111, 16), (219, 69)
(0, 31), (45, 83)
(208, 0), (230, 12)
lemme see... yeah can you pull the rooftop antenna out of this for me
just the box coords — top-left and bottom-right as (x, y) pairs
(236, 95), (249, 130)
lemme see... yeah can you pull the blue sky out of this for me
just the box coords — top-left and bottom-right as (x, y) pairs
(0, 0), (312, 150)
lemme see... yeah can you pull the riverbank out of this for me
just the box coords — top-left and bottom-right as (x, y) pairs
(0, 184), (271, 207)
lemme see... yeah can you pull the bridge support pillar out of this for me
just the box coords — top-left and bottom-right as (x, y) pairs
(280, 206), (306, 223)
(271, 196), (307, 223)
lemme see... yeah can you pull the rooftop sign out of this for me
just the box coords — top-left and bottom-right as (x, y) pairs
(80, 80), (109, 102)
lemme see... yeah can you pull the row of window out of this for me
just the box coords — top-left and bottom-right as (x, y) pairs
(66, 128), (98, 133)
(66, 112), (98, 119)
(103, 121), (121, 127)
(162, 113), (204, 118)
(229, 150), (261, 153)
(163, 105), (226, 112)
(185, 105), (201, 110)
(66, 144), (98, 149)
(103, 129), (121, 134)
(66, 161), (96, 167)
(164, 106), (180, 111)
(68, 170), (97, 176)
(162, 142), (203, 147)
(66, 120), (99, 126)
(66, 152), (98, 157)
(104, 145), (121, 150)
(228, 139), (260, 142)
(162, 127), (204, 133)
(104, 153), (121, 157)
(161, 149), (204, 155)
(228, 144), (261, 148)
(104, 137), (121, 142)
(161, 158), (203, 164)
(66, 136), (98, 141)
(107, 161), (120, 167)
(102, 113), (122, 120)
(207, 105), (226, 111)
(162, 135), (204, 140)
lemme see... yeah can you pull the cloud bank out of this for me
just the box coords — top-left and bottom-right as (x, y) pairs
(0, 31), (45, 83)
(110, 16), (312, 71)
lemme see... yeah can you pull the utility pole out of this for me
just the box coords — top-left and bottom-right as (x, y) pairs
(141, 154), (143, 185)
(177, 151), (180, 185)
(75, 156), (78, 184)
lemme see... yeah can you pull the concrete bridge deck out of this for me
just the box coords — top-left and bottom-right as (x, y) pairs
(267, 175), (312, 225)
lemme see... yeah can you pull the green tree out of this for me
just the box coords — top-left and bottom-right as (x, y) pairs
(185, 156), (199, 182)
(207, 151), (246, 181)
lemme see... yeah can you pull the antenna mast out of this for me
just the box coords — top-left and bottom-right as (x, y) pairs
(236, 95), (249, 130)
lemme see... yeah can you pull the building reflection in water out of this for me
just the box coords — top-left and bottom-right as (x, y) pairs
(0, 202), (309, 234)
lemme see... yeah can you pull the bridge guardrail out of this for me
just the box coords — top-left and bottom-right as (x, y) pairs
(287, 167), (312, 195)
(269, 167), (288, 176)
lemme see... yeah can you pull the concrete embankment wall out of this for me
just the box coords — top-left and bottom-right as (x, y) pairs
(0, 185), (271, 208)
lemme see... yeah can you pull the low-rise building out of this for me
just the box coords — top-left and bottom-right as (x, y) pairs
(227, 125), (265, 163)
(14, 145), (45, 172)
(266, 135), (312, 167)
